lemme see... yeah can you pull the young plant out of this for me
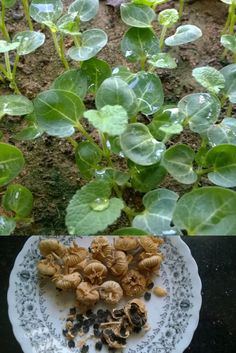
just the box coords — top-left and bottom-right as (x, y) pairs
(221, 0), (236, 34)
(221, 33), (236, 62)
(179, 0), (185, 18)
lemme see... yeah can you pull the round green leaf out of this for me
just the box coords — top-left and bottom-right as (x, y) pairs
(0, 143), (25, 187)
(57, 13), (80, 35)
(133, 188), (179, 235)
(4, 0), (17, 8)
(120, 27), (160, 62)
(95, 168), (130, 187)
(0, 95), (34, 118)
(14, 126), (44, 141)
(81, 58), (112, 93)
(220, 64), (236, 103)
(52, 69), (87, 99)
(221, 34), (236, 54)
(30, 0), (63, 24)
(67, 29), (107, 61)
(158, 9), (179, 27)
(162, 144), (197, 184)
(2, 184), (33, 218)
(173, 187), (236, 235)
(84, 105), (128, 136)
(178, 93), (221, 133)
(0, 40), (19, 53)
(75, 141), (102, 179)
(95, 77), (138, 117)
(65, 180), (124, 235)
(192, 66), (225, 95)
(120, 123), (166, 166)
(148, 53), (177, 69)
(112, 227), (149, 235)
(33, 89), (85, 137)
(120, 3), (156, 28)
(0, 216), (16, 235)
(129, 161), (166, 192)
(207, 118), (236, 146)
(13, 31), (45, 55)
(68, 0), (99, 22)
(128, 71), (164, 115)
(112, 66), (136, 83)
(206, 144), (236, 187)
(165, 25), (202, 46)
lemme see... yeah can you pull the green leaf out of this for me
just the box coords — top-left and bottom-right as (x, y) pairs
(57, 13), (80, 35)
(0, 216), (16, 235)
(67, 29), (107, 61)
(165, 25), (202, 46)
(0, 40), (19, 53)
(30, 0), (63, 25)
(68, 0), (99, 22)
(220, 64), (236, 103)
(206, 144), (236, 187)
(120, 27), (160, 62)
(13, 31), (45, 55)
(158, 9), (179, 27)
(192, 66), (225, 95)
(162, 144), (197, 184)
(33, 89), (85, 137)
(207, 118), (236, 146)
(129, 161), (166, 192)
(120, 123), (166, 166)
(81, 58), (112, 93)
(95, 168), (130, 186)
(112, 66), (136, 83)
(221, 34), (236, 54)
(84, 105), (129, 136)
(14, 126), (44, 141)
(220, 0), (236, 4)
(133, 188), (179, 235)
(120, 3), (156, 27)
(178, 93), (221, 133)
(173, 187), (236, 235)
(4, 0), (17, 8)
(148, 53), (177, 69)
(75, 141), (102, 179)
(95, 77), (138, 117)
(2, 184), (33, 218)
(0, 143), (25, 187)
(52, 69), (87, 99)
(128, 71), (164, 115)
(0, 95), (34, 118)
(112, 227), (149, 235)
(65, 180), (124, 235)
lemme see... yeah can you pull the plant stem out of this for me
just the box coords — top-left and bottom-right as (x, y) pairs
(22, 0), (33, 30)
(229, 2), (236, 34)
(159, 26), (167, 50)
(51, 30), (69, 69)
(130, 116), (137, 123)
(222, 5), (232, 34)
(221, 47), (229, 61)
(59, 36), (69, 70)
(67, 136), (78, 148)
(76, 122), (104, 154)
(0, 62), (8, 77)
(220, 94), (227, 107)
(226, 102), (233, 117)
(100, 132), (113, 166)
(234, 53), (236, 63)
(140, 56), (146, 70)
(73, 36), (81, 47)
(4, 52), (12, 80)
(12, 52), (20, 82)
(179, 0), (185, 18)
(0, 1), (10, 41)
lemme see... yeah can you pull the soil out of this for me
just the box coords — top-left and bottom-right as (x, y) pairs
(0, 0), (232, 235)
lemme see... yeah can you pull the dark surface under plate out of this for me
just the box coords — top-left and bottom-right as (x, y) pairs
(0, 236), (235, 353)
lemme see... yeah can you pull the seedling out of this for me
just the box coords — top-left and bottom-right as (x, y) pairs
(179, 0), (185, 18)
(221, 0), (236, 35)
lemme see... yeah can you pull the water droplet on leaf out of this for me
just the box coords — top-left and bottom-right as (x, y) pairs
(90, 198), (109, 211)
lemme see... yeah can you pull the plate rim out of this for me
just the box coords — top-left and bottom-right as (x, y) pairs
(7, 236), (202, 353)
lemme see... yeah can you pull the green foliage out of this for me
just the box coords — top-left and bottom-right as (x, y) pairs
(81, 58), (112, 93)
(121, 27), (160, 62)
(65, 180), (124, 234)
(192, 66), (225, 95)
(221, 34), (236, 53)
(129, 161), (166, 192)
(13, 31), (46, 55)
(33, 89), (85, 137)
(120, 3), (156, 27)
(52, 69), (88, 99)
(0, 40), (19, 53)
(207, 118), (236, 146)
(0, 143), (25, 187)
(2, 184), (33, 218)
(0, 216), (16, 236)
(75, 141), (102, 179)
(4, 0), (17, 7)
(158, 9), (179, 27)
(120, 123), (165, 166)
(68, 0), (99, 22)
(148, 53), (177, 69)
(133, 188), (179, 235)
(173, 187), (236, 235)
(30, 0), (63, 25)
(165, 24), (202, 46)
(84, 105), (129, 136)
(0, 95), (34, 119)
(220, 64), (236, 103)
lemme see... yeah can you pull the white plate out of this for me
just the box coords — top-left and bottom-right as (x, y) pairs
(8, 236), (202, 353)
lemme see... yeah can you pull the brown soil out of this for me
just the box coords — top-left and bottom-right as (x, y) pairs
(0, 0), (231, 235)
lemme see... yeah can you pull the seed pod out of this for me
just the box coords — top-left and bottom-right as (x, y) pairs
(76, 282), (99, 307)
(52, 272), (82, 290)
(39, 239), (66, 257)
(99, 281), (123, 305)
(84, 261), (107, 285)
(109, 251), (129, 277)
(121, 269), (146, 297)
(138, 254), (162, 272)
(124, 299), (147, 328)
(90, 236), (114, 266)
(138, 236), (159, 254)
(153, 286), (168, 297)
(37, 254), (61, 276)
(114, 237), (139, 252)
(102, 323), (127, 349)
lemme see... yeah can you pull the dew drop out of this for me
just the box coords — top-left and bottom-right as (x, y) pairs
(90, 198), (109, 211)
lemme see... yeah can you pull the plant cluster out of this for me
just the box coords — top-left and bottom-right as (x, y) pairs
(1, 0), (236, 235)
